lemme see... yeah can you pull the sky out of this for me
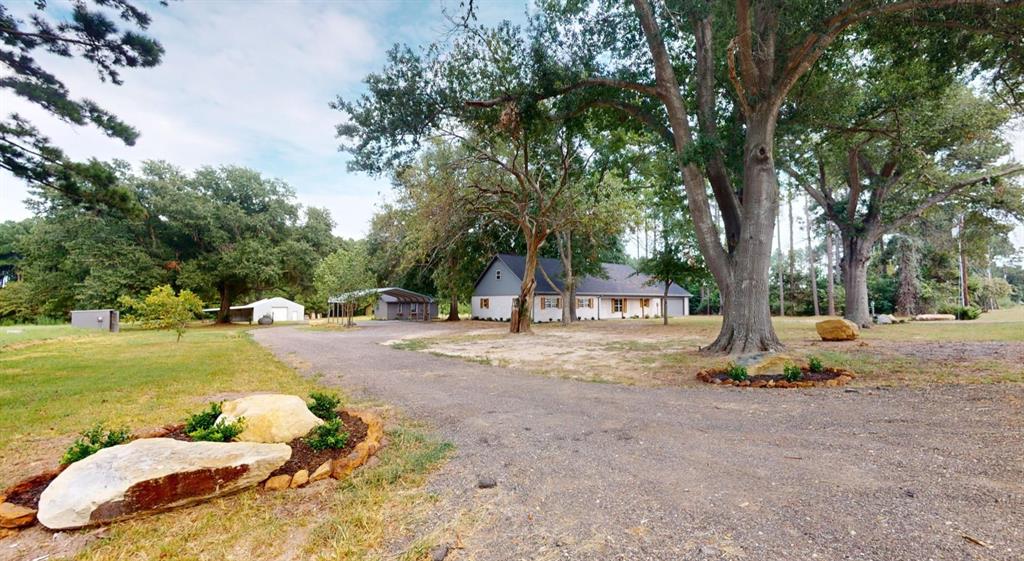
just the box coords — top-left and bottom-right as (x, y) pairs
(0, 0), (529, 239)
(0, 0), (1022, 250)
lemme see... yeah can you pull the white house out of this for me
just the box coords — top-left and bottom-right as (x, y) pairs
(203, 297), (305, 323)
(471, 254), (691, 322)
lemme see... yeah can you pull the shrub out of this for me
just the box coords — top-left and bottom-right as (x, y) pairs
(188, 418), (245, 442)
(724, 362), (748, 382)
(118, 285), (204, 341)
(185, 402), (223, 433)
(308, 391), (341, 420)
(305, 418), (349, 451)
(938, 304), (982, 320)
(783, 363), (803, 382)
(184, 401), (245, 442)
(808, 356), (824, 373)
(62, 424), (132, 465)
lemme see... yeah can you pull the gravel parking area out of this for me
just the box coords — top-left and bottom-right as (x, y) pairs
(254, 322), (1024, 561)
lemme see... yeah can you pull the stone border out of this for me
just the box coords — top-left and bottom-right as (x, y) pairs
(263, 409), (385, 491)
(696, 367), (856, 388)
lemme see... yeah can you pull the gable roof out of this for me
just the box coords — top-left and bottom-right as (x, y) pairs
(483, 253), (692, 297)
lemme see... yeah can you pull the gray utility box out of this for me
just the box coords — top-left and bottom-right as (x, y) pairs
(70, 309), (120, 332)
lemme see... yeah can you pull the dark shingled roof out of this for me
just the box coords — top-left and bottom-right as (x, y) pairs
(491, 254), (692, 297)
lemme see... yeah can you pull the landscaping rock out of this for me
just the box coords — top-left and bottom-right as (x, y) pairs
(875, 314), (895, 325)
(751, 354), (802, 374)
(290, 469), (309, 488)
(310, 461), (332, 483)
(0, 502), (36, 528)
(477, 476), (497, 489)
(815, 319), (859, 341)
(264, 474), (291, 490)
(218, 394), (323, 443)
(37, 438), (291, 530)
(914, 313), (956, 321)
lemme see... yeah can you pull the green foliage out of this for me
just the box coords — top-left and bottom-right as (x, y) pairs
(61, 423), (132, 465)
(938, 304), (982, 320)
(1, 1), (165, 211)
(119, 285), (203, 341)
(188, 418), (245, 443)
(0, 281), (41, 323)
(305, 418), (350, 452)
(783, 363), (803, 382)
(308, 391), (341, 421)
(725, 363), (749, 382)
(184, 401), (245, 442)
(808, 356), (824, 374)
(185, 402), (223, 434)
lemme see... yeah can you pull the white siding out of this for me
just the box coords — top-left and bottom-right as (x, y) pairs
(594, 297), (661, 319)
(472, 295), (516, 321)
(533, 295), (563, 323)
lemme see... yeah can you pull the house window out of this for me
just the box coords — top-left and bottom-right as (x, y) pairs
(480, 298), (490, 310)
(641, 298), (651, 308)
(612, 298), (625, 313)
(576, 297), (595, 308)
(495, 269), (502, 280)
(541, 296), (560, 309)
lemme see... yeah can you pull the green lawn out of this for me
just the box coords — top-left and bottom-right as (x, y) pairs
(0, 324), (98, 348)
(0, 324), (452, 561)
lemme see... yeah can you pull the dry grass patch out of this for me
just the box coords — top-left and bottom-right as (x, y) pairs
(387, 310), (1024, 387)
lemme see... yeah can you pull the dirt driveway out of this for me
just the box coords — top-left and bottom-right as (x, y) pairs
(253, 322), (1024, 561)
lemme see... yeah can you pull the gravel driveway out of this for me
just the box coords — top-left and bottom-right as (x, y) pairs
(253, 322), (1023, 561)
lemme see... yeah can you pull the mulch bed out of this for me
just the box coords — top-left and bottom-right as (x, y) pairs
(2, 411), (369, 511)
(697, 366), (856, 388)
(270, 411), (367, 477)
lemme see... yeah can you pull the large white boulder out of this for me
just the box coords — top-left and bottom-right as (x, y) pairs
(37, 438), (290, 529)
(217, 394), (323, 443)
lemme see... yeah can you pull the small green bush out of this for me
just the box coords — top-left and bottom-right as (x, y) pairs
(62, 424), (132, 465)
(305, 418), (349, 451)
(724, 362), (749, 382)
(308, 391), (341, 421)
(808, 356), (824, 374)
(188, 418), (245, 442)
(185, 402), (223, 433)
(183, 401), (245, 442)
(939, 304), (982, 320)
(783, 363), (803, 382)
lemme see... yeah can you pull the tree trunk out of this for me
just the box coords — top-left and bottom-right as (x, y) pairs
(447, 292), (460, 321)
(840, 234), (873, 328)
(787, 187), (796, 285)
(511, 236), (542, 334)
(702, 114), (783, 354)
(558, 232), (575, 325)
(217, 283), (231, 324)
(776, 197), (785, 316)
(632, 3), (780, 354)
(895, 238), (918, 316)
(805, 194), (820, 316)
(662, 281), (670, 326)
(826, 225), (836, 316)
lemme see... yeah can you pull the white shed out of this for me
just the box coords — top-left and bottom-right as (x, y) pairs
(203, 297), (305, 324)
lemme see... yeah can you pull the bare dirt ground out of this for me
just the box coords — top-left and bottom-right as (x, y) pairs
(254, 321), (1024, 561)
(392, 313), (1024, 386)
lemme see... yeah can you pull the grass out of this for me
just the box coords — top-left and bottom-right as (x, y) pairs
(0, 324), (453, 560)
(0, 324), (100, 348)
